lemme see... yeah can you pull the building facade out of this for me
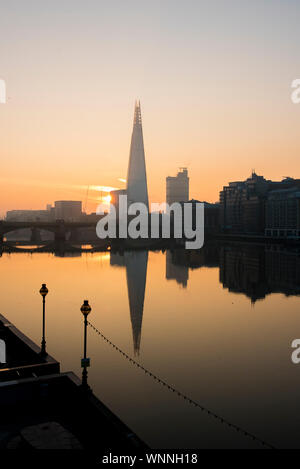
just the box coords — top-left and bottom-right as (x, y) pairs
(110, 189), (127, 213)
(6, 210), (52, 222)
(219, 172), (270, 234)
(265, 187), (300, 238)
(220, 173), (300, 235)
(166, 168), (189, 205)
(54, 201), (82, 221)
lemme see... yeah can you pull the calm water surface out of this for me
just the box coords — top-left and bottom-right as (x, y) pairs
(1, 243), (300, 448)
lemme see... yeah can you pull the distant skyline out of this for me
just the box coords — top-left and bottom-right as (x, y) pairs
(1, 0), (300, 216)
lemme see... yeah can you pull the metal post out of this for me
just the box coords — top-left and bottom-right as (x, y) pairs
(41, 295), (47, 356)
(80, 300), (91, 391)
(82, 314), (88, 389)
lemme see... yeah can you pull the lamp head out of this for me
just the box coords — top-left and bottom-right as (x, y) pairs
(39, 284), (48, 297)
(80, 300), (91, 316)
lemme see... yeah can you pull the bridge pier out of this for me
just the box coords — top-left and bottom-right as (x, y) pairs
(30, 227), (41, 243)
(54, 222), (67, 243)
(0, 222), (4, 244)
(69, 228), (79, 243)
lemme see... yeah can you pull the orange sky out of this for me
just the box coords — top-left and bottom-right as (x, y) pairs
(0, 1), (300, 216)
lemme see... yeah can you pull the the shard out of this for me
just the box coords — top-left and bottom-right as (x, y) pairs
(126, 101), (149, 208)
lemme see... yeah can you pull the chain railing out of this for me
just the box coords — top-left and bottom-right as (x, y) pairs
(88, 320), (275, 450)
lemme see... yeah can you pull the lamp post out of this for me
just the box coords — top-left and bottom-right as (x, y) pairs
(39, 283), (48, 357)
(80, 300), (91, 390)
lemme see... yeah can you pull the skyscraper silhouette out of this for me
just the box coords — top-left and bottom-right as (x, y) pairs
(126, 101), (149, 208)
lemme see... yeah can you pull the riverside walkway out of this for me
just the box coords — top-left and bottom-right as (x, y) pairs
(0, 315), (146, 451)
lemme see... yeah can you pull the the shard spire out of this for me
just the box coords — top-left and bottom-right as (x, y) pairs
(126, 101), (149, 208)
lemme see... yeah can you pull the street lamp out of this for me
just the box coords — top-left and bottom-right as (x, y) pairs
(80, 300), (91, 390)
(39, 283), (48, 357)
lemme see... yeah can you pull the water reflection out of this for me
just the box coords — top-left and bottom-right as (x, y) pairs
(219, 244), (300, 301)
(110, 251), (148, 355)
(2, 242), (300, 358)
(166, 243), (300, 302)
(166, 251), (188, 288)
(108, 243), (300, 355)
(125, 251), (148, 355)
(1, 243), (300, 447)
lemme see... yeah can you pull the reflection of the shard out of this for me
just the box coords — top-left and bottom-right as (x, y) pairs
(109, 244), (300, 353)
(125, 251), (148, 356)
(110, 251), (148, 355)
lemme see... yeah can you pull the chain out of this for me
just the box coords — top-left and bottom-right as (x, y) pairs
(88, 320), (275, 449)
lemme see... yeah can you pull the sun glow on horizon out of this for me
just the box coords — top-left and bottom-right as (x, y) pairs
(89, 185), (118, 193)
(102, 194), (112, 204)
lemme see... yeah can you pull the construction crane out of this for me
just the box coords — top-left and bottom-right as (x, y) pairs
(84, 185), (90, 213)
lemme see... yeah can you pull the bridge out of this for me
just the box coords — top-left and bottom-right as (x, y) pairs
(0, 220), (98, 243)
(0, 216), (201, 246)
